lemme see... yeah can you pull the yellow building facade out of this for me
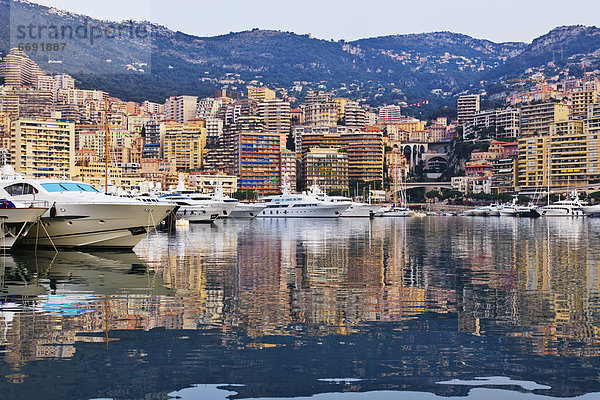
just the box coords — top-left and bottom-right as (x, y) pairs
(163, 122), (207, 171)
(11, 117), (75, 178)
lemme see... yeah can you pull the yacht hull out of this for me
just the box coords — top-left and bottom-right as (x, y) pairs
(0, 207), (47, 250)
(381, 208), (414, 217)
(18, 203), (174, 249)
(176, 205), (220, 223)
(582, 205), (600, 217)
(217, 202), (238, 218)
(539, 208), (584, 217)
(341, 204), (380, 218)
(257, 204), (348, 218)
(516, 208), (540, 218)
(230, 203), (267, 218)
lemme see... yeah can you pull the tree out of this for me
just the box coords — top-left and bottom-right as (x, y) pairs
(286, 131), (295, 151)
(443, 190), (463, 200)
(589, 191), (600, 203)
(426, 190), (441, 200)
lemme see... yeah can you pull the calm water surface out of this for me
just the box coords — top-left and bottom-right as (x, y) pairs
(1, 217), (600, 399)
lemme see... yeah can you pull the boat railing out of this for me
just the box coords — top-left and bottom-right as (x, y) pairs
(19, 200), (49, 208)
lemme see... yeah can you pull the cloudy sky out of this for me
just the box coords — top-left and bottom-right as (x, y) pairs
(28, 0), (600, 43)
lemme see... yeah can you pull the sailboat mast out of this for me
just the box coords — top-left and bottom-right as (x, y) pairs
(104, 99), (110, 194)
(547, 144), (550, 206)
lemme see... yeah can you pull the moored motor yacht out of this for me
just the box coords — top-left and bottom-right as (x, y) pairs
(498, 197), (518, 216)
(159, 193), (221, 223)
(538, 192), (586, 217)
(256, 178), (349, 218)
(307, 184), (380, 218)
(170, 179), (238, 218)
(466, 206), (491, 217)
(0, 174), (176, 249)
(516, 203), (540, 218)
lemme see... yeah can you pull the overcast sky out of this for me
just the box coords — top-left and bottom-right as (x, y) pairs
(28, 0), (600, 43)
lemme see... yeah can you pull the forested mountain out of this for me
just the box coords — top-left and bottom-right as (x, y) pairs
(1, 0), (599, 105)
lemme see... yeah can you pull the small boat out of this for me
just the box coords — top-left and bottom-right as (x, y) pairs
(381, 206), (415, 217)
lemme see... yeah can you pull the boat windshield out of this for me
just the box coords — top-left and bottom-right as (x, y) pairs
(41, 183), (100, 193)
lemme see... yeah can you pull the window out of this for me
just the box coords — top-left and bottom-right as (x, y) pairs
(4, 183), (38, 196)
(41, 183), (100, 193)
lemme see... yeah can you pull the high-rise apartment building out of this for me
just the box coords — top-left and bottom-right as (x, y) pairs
(570, 90), (598, 119)
(520, 101), (569, 136)
(165, 95), (198, 124)
(142, 122), (164, 159)
(304, 92), (337, 127)
(344, 101), (366, 129)
(300, 131), (384, 184)
(0, 49), (43, 87)
(378, 105), (403, 124)
(235, 131), (283, 193)
(332, 98), (350, 121)
(196, 97), (223, 119)
(516, 118), (600, 191)
(11, 117), (75, 178)
(280, 151), (297, 191)
(55, 74), (75, 90)
(220, 99), (259, 126)
(457, 94), (480, 126)
(57, 89), (108, 106)
(141, 101), (164, 115)
(247, 86), (276, 102)
(302, 147), (348, 192)
(258, 99), (291, 136)
(206, 118), (224, 142)
(472, 107), (521, 138)
(162, 120), (207, 171)
(0, 87), (54, 118)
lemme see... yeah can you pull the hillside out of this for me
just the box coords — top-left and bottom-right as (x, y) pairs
(1, 0), (599, 105)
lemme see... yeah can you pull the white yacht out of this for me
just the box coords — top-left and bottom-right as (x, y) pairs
(229, 202), (267, 218)
(170, 180), (238, 219)
(159, 193), (221, 223)
(538, 192), (586, 217)
(256, 180), (349, 218)
(0, 176), (175, 249)
(0, 200), (48, 250)
(465, 206), (490, 217)
(307, 184), (380, 218)
(516, 203), (540, 218)
(582, 203), (600, 217)
(381, 206), (415, 217)
(498, 197), (518, 216)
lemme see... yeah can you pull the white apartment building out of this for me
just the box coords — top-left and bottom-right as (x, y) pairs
(165, 95), (198, 124)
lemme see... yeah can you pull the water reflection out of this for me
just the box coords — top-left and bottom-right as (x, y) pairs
(0, 218), (599, 398)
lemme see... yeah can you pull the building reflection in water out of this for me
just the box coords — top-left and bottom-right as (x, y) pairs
(1, 218), (600, 395)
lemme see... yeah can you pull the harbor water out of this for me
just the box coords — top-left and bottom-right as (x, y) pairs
(1, 217), (600, 399)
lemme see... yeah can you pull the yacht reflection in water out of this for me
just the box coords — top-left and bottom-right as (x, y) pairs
(1, 218), (600, 399)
